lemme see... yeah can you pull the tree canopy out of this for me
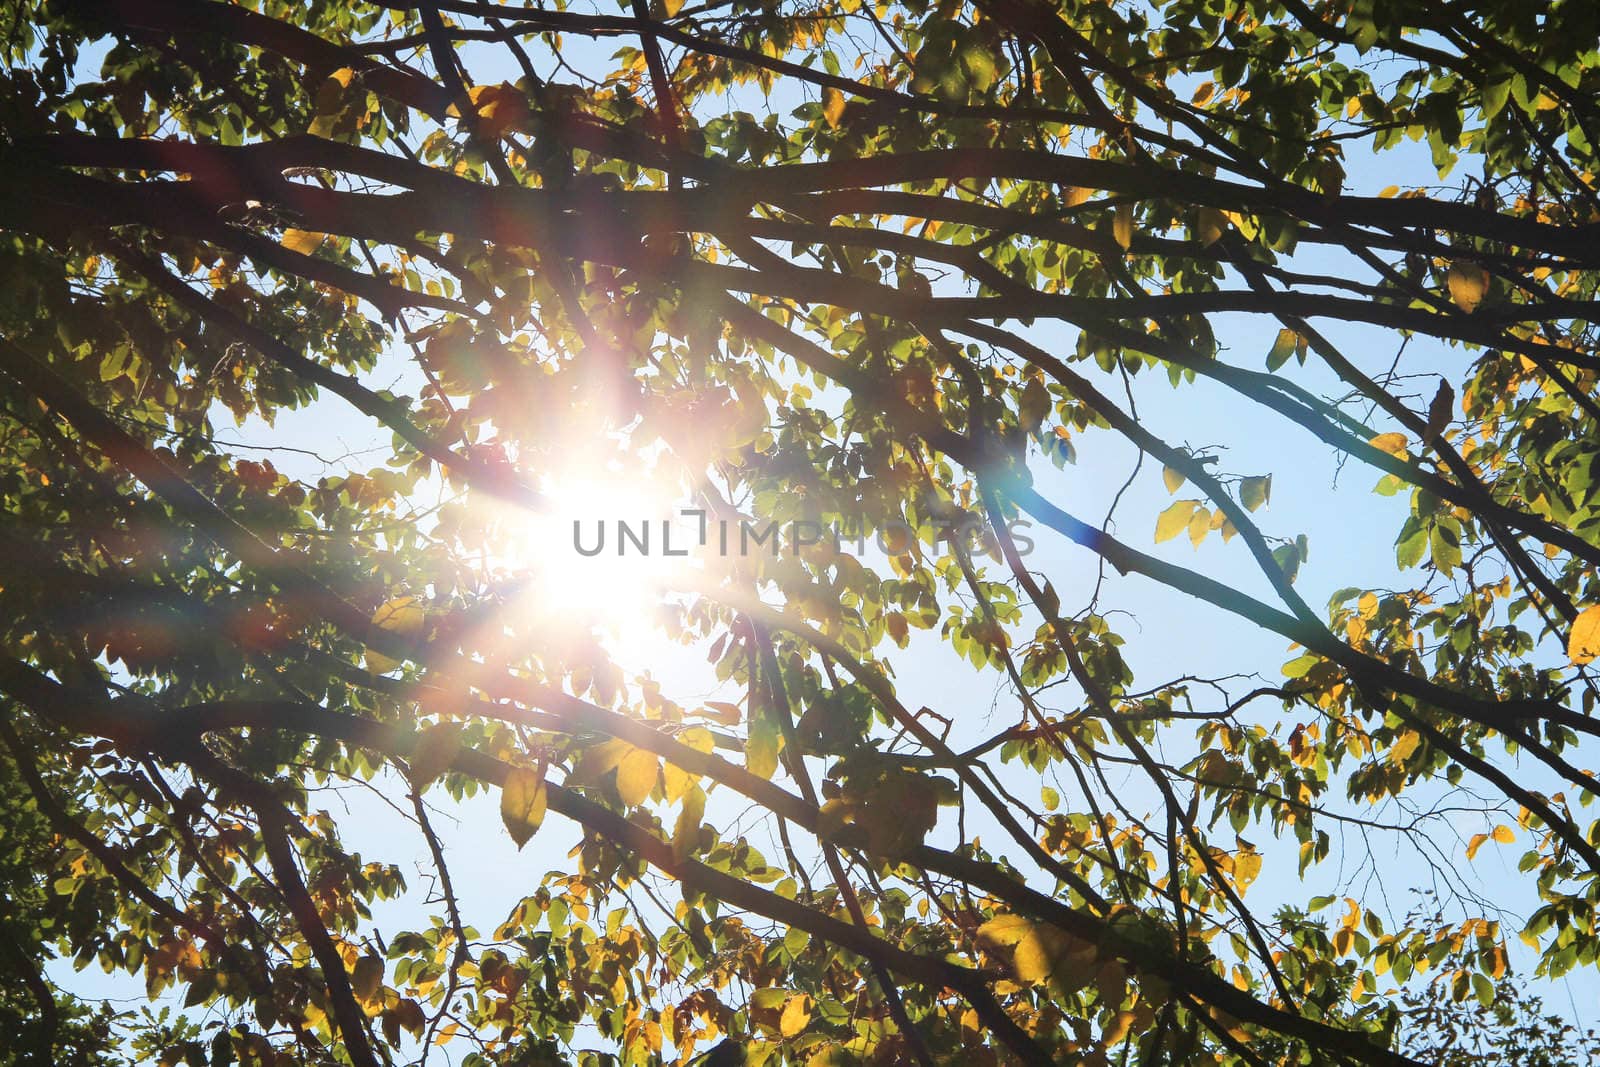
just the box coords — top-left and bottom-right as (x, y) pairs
(3, 0), (1600, 1064)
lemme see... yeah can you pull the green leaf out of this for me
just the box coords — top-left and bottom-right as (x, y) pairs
(1396, 518), (1428, 569)
(1430, 522), (1462, 576)
(957, 40), (997, 92)
(1240, 475), (1271, 512)
(747, 709), (783, 780)
(408, 724), (461, 786)
(351, 955), (384, 1004)
(751, 987), (787, 1011)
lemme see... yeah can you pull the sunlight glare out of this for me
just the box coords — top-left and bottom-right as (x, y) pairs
(491, 455), (698, 655)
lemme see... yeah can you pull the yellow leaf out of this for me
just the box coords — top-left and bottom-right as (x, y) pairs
(1368, 432), (1409, 458)
(365, 596), (424, 674)
(565, 738), (631, 787)
(1112, 203), (1133, 251)
(661, 0), (684, 14)
(703, 701), (742, 725)
(1011, 923), (1093, 991)
(281, 228), (325, 255)
(1013, 925), (1068, 983)
(821, 87), (845, 129)
(1466, 832), (1489, 860)
(374, 595), (425, 635)
(1568, 604), (1600, 664)
(616, 748), (659, 807)
(1379, 184), (1400, 198)
(1492, 824), (1515, 844)
(1195, 206), (1225, 246)
(1389, 730), (1420, 764)
(465, 82), (531, 139)
(1222, 209), (1258, 240)
(1162, 465), (1186, 493)
(1447, 261), (1489, 313)
(500, 765), (548, 849)
(1266, 327), (1298, 370)
(972, 915), (1036, 947)
(663, 761), (691, 803)
(680, 726), (716, 753)
(1358, 591), (1380, 618)
(1187, 506), (1211, 548)
(780, 995), (812, 1037)
(1155, 500), (1200, 543)
(976, 914), (1033, 947)
(1061, 185), (1095, 208)
(1233, 847), (1262, 893)
(673, 785), (705, 861)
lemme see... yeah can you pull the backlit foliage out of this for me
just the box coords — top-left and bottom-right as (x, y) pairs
(2, 0), (1600, 1064)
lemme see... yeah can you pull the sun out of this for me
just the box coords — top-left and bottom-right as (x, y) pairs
(482, 453), (701, 655)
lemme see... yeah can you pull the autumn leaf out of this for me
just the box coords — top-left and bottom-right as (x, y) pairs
(703, 700), (742, 725)
(365, 596), (425, 674)
(463, 82), (531, 139)
(500, 765), (548, 849)
(1368, 432), (1409, 458)
(1112, 202), (1133, 251)
(821, 87), (845, 129)
(351, 954), (384, 1005)
(1155, 500), (1200, 543)
(1568, 604), (1600, 664)
(1060, 185), (1094, 208)
(1266, 328), (1298, 371)
(1447, 261), (1490, 312)
(779, 994), (811, 1037)
(672, 784), (705, 862)
(1233, 843), (1262, 893)
(1426, 378), (1455, 441)
(1389, 730), (1421, 764)
(1162, 465), (1186, 493)
(281, 229), (325, 255)
(616, 748), (660, 807)
(976, 913), (1033, 947)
